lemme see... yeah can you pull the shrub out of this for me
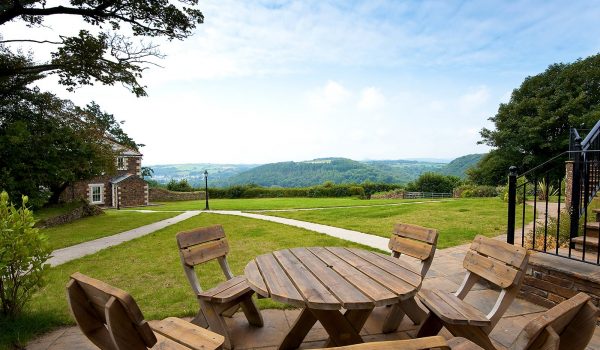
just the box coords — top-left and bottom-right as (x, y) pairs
(525, 209), (575, 251)
(454, 185), (498, 198)
(166, 179), (194, 192)
(405, 173), (461, 193)
(0, 191), (52, 318)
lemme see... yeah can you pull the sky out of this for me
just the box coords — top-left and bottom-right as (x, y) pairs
(3, 0), (600, 165)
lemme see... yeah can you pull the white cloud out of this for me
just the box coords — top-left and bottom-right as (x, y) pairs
(357, 87), (386, 111)
(307, 80), (351, 113)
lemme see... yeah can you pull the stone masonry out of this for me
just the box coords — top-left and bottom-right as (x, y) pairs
(149, 188), (206, 202)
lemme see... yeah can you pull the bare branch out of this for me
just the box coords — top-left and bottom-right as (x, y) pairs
(0, 39), (61, 44)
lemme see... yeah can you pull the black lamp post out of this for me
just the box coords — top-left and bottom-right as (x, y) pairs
(204, 170), (209, 210)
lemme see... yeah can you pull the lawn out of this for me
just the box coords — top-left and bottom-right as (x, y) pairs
(133, 197), (442, 211)
(41, 210), (179, 250)
(265, 198), (532, 248)
(0, 213), (376, 349)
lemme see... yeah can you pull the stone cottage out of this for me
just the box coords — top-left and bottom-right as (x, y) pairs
(59, 144), (149, 207)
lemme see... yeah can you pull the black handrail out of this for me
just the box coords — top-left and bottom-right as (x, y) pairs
(582, 120), (600, 150)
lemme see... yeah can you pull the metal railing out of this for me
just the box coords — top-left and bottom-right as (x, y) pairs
(507, 120), (600, 265)
(402, 192), (452, 199)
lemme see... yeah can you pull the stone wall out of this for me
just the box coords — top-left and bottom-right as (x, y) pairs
(35, 201), (104, 228)
(565, 160), (573, 209)
(149, 188), (206, 202)
(519, 252), (600, 320)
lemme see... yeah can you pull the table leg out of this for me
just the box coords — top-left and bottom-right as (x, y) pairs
(278, 308), (318, 350)
(313, 308), (373, 347)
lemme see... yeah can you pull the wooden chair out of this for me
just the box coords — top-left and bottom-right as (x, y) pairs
(66, 272), (224, 350)
(447, 292), (599, 350)
(417, 235), (529, 350)
(382, 223), (439, 333)
(176, 225), (263, 349)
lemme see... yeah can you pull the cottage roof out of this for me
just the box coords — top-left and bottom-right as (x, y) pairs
(110, 174), (133, 184)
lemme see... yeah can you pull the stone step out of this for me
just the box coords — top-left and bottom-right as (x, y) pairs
(585, 222), (600, 238)
(573, 235), (600, 252)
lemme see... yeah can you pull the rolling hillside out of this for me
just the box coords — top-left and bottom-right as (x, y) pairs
(148, 154), (484, 187)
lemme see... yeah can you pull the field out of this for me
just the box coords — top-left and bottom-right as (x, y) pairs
(265, 198), (530, 248)
(41, 210), (179, 250)
(133, 197), (440, 211)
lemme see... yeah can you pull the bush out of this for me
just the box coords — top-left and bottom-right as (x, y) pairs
(0, 191), (51, 318)
(525, 209), (575, 251)
(166, 179), (194, 192)
(405, 172), (461, 193)
(454, 185), (498, 198)
(206, 183), (401, 199)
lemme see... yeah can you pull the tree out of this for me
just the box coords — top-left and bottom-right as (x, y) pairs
(406, 172), (461, 193)
(471, 53), (600, 185)
(0, 87), (136, 207)
(0, 0), (204, 96)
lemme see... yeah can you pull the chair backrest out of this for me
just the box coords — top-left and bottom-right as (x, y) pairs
(176, 225), (235, 298)
(463, 235), (529, 289)
(510, 292), (599, 350)
(66, 272), (156, 350)
(176, 225), (230, 267)
(388, 223), (438, 276)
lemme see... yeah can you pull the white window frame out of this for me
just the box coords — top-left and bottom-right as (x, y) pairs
(117, 156), (127, 170)
(89, 184), (104, 204)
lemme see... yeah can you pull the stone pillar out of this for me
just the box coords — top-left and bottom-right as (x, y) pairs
(565, 160), (573, 209)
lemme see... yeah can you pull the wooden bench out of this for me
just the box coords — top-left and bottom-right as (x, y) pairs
(383, 223), (439, 333)
(176, 225), (263, 349)
(66, 272), (224, 350)
(417, 235), (529, 350)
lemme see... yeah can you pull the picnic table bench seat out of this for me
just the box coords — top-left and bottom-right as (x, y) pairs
(418, 289), (491, 327)
(196, 275), (253, 303)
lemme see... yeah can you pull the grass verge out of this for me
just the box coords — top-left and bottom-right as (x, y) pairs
(1, 213), (376, 349)
(266, 198), (533, 248)
(41, 210), (179, 250)
(133, 197), (440, 211)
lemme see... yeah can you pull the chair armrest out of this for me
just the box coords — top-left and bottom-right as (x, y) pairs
(151, 317), (224, 350)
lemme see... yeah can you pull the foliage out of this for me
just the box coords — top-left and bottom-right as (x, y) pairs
(0, 192), (51, 318)
(471, 53), (600, 185)
(500, 176), (527, 203)
(166, 179), (194, 192)
(0, 1), (204, 96)
(206, 183), (400, 199)
(440, 154), (485, 178)
(525, 210), (575, 251)
(141, 166), (154, 178)
(405, 172), (462, 193)
(454, 184), (498, 198)
(0, 88), (136, 207)
(536, 178), (559, 201)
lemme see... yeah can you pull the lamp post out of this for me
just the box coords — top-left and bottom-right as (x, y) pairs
(204, 170), (209, 210)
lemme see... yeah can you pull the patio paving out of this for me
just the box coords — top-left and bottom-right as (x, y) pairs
(26, 241), (600, 350)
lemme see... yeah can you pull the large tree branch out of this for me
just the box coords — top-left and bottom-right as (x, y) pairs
(0, 39), (61, 44)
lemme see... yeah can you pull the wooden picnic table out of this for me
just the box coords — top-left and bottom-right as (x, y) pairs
(244, 247), (422, 349)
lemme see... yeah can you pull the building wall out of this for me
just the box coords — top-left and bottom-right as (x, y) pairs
(59, 176), (112, 206)
(116, 177), (148, 207)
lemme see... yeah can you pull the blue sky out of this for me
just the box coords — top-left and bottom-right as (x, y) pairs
(4, 0), (600, 165)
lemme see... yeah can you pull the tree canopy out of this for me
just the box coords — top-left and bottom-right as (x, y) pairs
(0, 0), (204, 96)
(470, 53), (600, 185)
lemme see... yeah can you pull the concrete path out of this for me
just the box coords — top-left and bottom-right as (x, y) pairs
(211, 210), (390, 251)
(47, 211), (201, 266)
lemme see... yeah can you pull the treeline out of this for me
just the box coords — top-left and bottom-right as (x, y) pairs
(156, 172), (501, 199)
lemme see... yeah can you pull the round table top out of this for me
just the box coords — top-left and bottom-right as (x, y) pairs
(244, 247), (422, 310)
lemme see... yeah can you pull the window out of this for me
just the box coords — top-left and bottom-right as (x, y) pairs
(117, 157), (127, 170)
(89, 184), (104, 204)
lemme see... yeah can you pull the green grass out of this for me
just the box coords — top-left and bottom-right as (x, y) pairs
(41, 210), (179, 250)
(266, 198), (533, 248)
(134, 197), (441, 211)
(33, 202), (83, 222)
(0, 214), (376, 349)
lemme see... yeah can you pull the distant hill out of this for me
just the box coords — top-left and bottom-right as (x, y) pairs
(149, 163), (259, 187)
(223, 158), (401, 187)
(147, 154), (485, 188)
(439, 154), (485, 178)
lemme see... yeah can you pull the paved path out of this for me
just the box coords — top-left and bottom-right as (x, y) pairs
(47, 211), (201, 266)
(211, 210), (390, 251)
